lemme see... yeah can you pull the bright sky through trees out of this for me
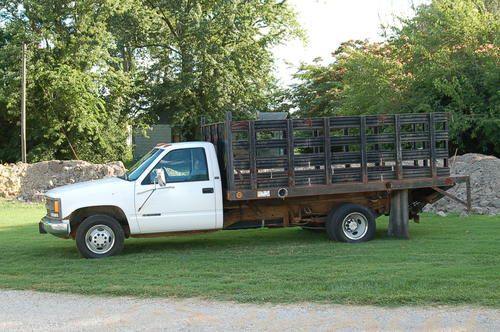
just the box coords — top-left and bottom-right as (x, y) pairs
(273, 0), (429, 85)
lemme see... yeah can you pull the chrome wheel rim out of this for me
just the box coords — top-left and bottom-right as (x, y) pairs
(342, 212), (368, 240)
(85, 225), (115, 254)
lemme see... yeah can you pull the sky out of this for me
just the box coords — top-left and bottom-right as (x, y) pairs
(273, 0), (429, 86)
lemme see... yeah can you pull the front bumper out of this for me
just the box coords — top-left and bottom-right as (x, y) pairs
(39, 217), (71, 238)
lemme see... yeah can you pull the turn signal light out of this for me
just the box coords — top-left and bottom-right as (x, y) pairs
(53, 200), (60, 214)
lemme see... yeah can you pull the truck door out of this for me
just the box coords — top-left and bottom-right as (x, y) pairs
(134, 147), (217, 234)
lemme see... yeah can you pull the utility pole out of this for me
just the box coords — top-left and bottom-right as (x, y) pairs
(21, 42), (27, 163)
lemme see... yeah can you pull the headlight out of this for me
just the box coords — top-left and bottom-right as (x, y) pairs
(46, 197), (62, 219)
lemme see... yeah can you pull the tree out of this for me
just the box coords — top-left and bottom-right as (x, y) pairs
(285, 56), (345, 119)
(143, 0), (301, 138)
(0, 0), (301, 162)
(284, 0), (499, 156)
(391, 0), (499, 155)
(288, 40), (409, 118)
(0, 0), (144, 163)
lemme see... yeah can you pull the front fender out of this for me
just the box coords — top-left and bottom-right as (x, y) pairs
(46, 178), (140, 234)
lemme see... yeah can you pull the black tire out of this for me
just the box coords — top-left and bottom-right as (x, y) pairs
(75, 214), (125, 258)
(326, 203), (376, 243)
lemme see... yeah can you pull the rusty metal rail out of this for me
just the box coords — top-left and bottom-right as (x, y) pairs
(432, 175), (471, 212)
(201, 112), (458, 202)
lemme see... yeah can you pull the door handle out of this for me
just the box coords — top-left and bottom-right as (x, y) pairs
(160, 185), (175, 190)
(202, 187), (214, 194)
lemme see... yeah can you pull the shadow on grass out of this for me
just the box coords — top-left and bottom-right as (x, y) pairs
(5, 223), (333, 257)
(122, 228), (331, 255)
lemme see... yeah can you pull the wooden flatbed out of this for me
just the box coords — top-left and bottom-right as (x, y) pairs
(201, 112), (470, 238)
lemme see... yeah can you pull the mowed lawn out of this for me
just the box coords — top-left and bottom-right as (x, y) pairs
(0, 200), (499, 306)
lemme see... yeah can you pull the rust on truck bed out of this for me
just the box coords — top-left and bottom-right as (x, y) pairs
(201, 112), (470, 229)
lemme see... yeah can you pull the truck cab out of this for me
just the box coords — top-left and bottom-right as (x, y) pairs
(40, 142), (224, 258)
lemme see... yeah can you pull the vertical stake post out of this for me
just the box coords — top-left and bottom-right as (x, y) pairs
(394, 114), (403, 180)
(429, 113), (437, 178)
(225, 112), (234, 191)
(249, 120), (257, 190)
(360, 116), (368, 183)
(323, 118), (331, 185)
(286, 119), (295, 187)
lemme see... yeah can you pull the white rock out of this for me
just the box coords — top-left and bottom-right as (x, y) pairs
(471, 207), (485, 214)
(426, 153), (500, 215)
(0, 160), (126, 202)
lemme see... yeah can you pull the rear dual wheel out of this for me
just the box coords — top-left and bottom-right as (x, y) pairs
(326, 203), (376, 243)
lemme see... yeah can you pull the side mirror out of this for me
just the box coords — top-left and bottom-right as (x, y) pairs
(154, 169), (166, 187)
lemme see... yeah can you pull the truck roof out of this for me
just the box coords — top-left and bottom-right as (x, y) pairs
(155, 141), (213, 150)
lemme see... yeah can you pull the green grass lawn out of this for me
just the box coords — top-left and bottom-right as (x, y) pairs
(0, 200), (499, 306)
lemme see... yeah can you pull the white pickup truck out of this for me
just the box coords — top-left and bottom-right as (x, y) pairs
(39, 113), (469, 258)
(40, 142), (224, 258)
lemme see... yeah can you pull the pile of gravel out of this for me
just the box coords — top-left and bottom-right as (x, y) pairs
(0, 160), (125, 202)
(425, 153), (500, 215)
(0, 163), (29, 199)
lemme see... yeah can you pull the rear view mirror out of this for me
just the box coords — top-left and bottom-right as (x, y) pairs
(154, 169), (166, 187)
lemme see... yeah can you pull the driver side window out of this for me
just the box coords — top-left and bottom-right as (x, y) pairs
(142, 148), (209, 185)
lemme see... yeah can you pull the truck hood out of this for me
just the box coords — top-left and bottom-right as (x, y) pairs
(46, 177), (128, 198)
(45, 177), (134, 219)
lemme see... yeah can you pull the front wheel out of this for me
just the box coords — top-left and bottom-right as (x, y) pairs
(75, 214), (125, 258)
(326, 203), (376, 243)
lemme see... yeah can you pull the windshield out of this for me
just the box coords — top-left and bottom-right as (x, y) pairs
(124, 148), (163, 181)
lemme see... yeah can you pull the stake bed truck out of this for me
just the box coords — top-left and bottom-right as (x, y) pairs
(39, 112), (470, 258)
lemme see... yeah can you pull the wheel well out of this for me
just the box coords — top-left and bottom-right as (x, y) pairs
(69, 206), (130, 238)
(331, 202), (378, 219)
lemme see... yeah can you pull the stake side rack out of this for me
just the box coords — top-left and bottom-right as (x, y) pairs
(201, 112), (471, 214)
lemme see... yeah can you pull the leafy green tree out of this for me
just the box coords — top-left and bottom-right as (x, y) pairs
(391, 0), (500, 155)
(288, 41), (409, 118)
(143, 0), (301, 138)
(285, 0), (499, 156)
(0, 0), (142, 163)
(0, 0), (301, 162)
(286, 56), (345, 119)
